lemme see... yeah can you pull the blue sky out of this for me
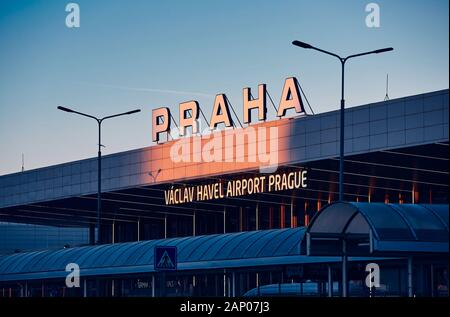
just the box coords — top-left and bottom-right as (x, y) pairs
(0, 0), (448, 175)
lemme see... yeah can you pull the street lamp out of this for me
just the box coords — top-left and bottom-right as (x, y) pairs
(292, 41), (393, 202)
(57, 106), (141, 244)
(292, 41), (393, 298)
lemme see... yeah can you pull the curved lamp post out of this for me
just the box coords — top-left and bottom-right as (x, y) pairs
(292, 41), (393, 297)
(58, 106), (141, 244)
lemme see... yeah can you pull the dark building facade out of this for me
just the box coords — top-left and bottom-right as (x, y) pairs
(0, 89), (448, 297)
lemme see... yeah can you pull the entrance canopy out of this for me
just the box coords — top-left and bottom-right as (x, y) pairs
(0, 228), (315, 282)
(305, 202), (448, 256)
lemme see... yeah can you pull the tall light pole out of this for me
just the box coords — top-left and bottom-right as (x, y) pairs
(292, 41), (393, 202)
(292, 41), (393, 297)
(58, 106), (141, 244)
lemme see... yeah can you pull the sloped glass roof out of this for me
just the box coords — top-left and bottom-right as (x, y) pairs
(0, 228), (308, 282)
(307, 202), (449, 254)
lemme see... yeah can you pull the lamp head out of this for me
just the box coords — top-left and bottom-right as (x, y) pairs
(125, 109), (141, 115)
(57, 106), (75, 113)
(373, 47), (393, 54)
(292, 40), (313, 49)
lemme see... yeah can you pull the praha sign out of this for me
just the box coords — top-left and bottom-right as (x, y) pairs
(153, 77), (305, 142)
(164, 170), (307, 205)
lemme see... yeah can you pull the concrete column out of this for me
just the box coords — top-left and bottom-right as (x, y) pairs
(223, 208), (226, 233)
(112, 221), (115, 244)
(239, 207), (243, 231)
(164, 215), (168, 238)
(137, 219), (140, 241)
(193, 211), (196, 236)
(290, 197), (294, 228)
(83, 279), (87, 297)
(269, 207), (273, 229)
(255, 203), (259, 230)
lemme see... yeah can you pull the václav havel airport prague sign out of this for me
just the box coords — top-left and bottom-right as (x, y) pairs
(151, 76), (310, 205)
(164, 170), (308, 205)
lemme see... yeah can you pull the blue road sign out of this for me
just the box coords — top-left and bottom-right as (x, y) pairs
(154, 246), (177, 271)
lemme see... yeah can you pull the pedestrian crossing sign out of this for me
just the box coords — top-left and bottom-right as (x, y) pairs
(154, 246), (177, 271)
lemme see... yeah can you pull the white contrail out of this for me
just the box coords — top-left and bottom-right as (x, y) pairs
(77, 82), (215, 98)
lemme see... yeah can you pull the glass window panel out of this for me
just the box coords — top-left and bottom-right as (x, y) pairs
(13, 251), (48, 273)
(358, 203), (414, 240)
(112, 240), (150, 266)
(232, 230), (275, 259)
(101, 242), (136, 266)
(423, 205), (449, 227)
(213, 231), (257, 260)
(207, 232), (245, 259)
(273, 229), (304, 256)
(129, 238), (178, 265)
(177, 235), (211, 260)
(245, 229), (288, 258)
(191, 234), (230, 261)
(394, 205), (448, 241)
(345, 213), (370, 235)
(196, 234), (233, 260)
(309, 203), (358, 234)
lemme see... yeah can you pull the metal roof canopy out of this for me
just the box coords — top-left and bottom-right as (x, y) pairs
(0, 228), (304, 282)
(0, 227), (393, 283)
(305, 202), (449, 256)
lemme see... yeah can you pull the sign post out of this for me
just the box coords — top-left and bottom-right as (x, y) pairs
(154, 246), (177, 296)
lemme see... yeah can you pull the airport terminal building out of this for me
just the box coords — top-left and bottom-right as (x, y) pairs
(0, 89), (448, 297)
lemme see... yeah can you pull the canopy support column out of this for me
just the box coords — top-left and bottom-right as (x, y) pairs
(342, 238), (348, 297)
(232, 272), (236, 297)
(408, 256), (413, 297)
(152, 274), (155, 297)
(430, 264), (434, 297)
(328, 264), (333, 297)
(223, 269), (226, 297)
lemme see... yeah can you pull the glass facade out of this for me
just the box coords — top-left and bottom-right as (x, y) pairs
(0, 222), (89, 255)
(1, 260), (448, 297)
